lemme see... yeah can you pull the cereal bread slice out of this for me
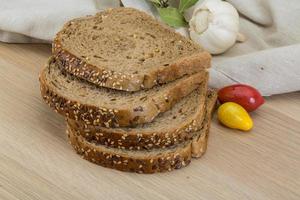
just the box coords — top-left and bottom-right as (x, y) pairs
(192, 90), (217, 158)
(39, 57), (208, 127)
(53, 7), (211, 92)
(67, 84), (208, 151)
(66, 90), (217, 173)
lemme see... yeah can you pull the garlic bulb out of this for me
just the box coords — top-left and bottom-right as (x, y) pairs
(188, 0), (244, 54)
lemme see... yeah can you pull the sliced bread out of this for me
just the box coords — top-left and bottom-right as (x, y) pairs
(53, 7), (211, 92)
(40, 57), (207, 127)
(192, 90), (217, 158)
(67, 83), (207, 151)
(67, 90), (217, 173)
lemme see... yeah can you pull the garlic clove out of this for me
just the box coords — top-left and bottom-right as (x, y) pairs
(188, 0), (220, 20)
(188, 0), (242, 54)
(192, 9), (210, 34)
(212, 14), (239, 33)
(190, 25), (237, 54)
(206, 26), (237, 50)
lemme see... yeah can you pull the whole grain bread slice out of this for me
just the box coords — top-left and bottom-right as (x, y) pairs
(192, 90), (218, 158)
(39, 57), (207, 127)
(67, 83), (208, 151)
(67, 90), (217, 173)
(53, 7), (211, 92)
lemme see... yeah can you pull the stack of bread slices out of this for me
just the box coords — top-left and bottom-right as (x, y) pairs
(39, 8), (217, 173)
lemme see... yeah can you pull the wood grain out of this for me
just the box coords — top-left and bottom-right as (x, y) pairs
(0, 43), (299, 200)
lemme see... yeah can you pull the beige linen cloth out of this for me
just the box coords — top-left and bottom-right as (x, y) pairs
(1, 0), (299, 96)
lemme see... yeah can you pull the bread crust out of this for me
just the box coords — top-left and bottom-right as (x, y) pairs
(66, 85), (210, 151)
(192, 90), (218, 158)
(67, 90), (216, 174)
(67, 127), (192, 174)
(66, 91), (217, 174)
(39, 58), (208, 127)
(52, 8), (211, 92)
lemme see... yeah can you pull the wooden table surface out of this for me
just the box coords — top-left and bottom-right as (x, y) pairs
(0, 43), (299, 200)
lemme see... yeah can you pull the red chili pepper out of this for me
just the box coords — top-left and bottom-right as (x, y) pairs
(218, 84), (265, 112)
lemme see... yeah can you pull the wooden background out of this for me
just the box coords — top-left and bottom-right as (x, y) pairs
(0, 43), (299, 200)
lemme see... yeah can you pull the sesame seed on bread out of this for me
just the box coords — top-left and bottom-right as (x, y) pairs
(66, 90), (217, 173)
(53, 7), (211, 92)
(67, 83), (208, 151)
(39, 57), (208, 128)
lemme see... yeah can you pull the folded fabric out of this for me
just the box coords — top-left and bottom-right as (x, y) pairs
(0, 0), (120, 42)
(1, 0), (299, 96)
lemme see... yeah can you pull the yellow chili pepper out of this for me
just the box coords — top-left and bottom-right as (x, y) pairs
(218, 102), (253, 131)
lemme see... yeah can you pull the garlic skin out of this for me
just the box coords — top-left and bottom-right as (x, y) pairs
(189, 0), (241, 54)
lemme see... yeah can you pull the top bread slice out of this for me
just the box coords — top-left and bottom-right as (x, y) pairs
(52, 7), (211, 92)
(39, 57), (208, 128)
